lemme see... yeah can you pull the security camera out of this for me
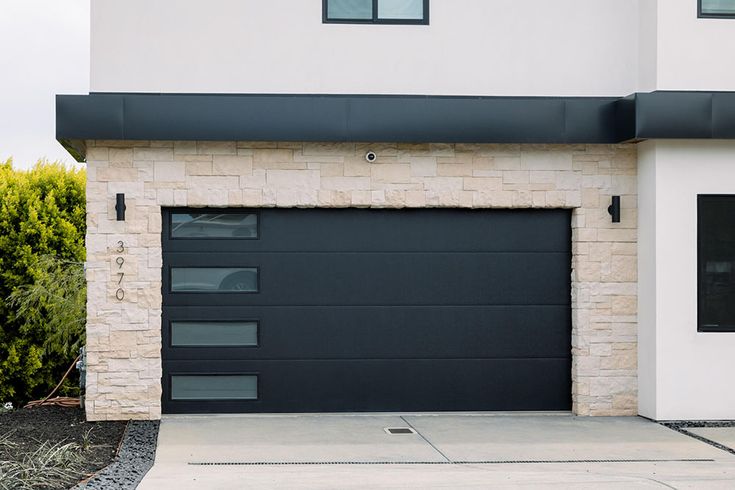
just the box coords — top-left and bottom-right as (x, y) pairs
(365, 151), (377, 163)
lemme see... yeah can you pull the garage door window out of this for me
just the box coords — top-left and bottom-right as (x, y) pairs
(171, 267), (258, 292)
(171, 375), (258, 400)
(170, 212), (258, 239)
(171, 321), (259, 347)
(698, 195), (735, 332)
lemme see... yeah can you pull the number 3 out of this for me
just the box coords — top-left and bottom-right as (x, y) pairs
(117, 240), (124, 253)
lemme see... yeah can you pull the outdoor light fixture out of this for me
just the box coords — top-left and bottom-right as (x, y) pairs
(115, 193), (126, 221)
(608, 195), (621, 223)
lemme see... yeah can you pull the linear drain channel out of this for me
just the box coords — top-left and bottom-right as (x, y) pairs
(189, 459), (714, 466)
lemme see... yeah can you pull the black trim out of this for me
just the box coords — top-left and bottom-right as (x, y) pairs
(699, 0), (735, 18)
(56, 91), (735, 162)
(323, 0), (430, 25)
(697, 195), (735, 333)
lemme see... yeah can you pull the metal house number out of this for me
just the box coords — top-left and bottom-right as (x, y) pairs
(115, 241), (125, 301)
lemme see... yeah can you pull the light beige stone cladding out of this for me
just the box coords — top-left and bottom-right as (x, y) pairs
(84, 140), (638, 420)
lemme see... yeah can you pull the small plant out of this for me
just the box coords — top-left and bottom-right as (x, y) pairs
(0, 403), (11, 414)
(80, 427), (94, 452)
(0, 441), (84, 490)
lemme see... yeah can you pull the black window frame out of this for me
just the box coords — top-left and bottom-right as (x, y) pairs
(698, 0), (735, 19)
(698, 194), (735, 332)
(323, 0), (430, 25)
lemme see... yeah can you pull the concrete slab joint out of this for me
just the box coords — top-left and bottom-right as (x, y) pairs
(84, 141), (638, 420)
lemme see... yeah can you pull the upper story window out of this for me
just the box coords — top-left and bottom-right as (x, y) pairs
(698, 195), (735, 332)
(324, 0), (429, 25)
(699, 0), (735, 18)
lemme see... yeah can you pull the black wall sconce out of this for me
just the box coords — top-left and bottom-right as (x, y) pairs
(115, 193), (126, 221)
(608, 195), (621, 223)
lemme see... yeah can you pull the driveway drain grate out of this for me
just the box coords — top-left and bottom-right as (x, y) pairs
(384, 427), (416, 435)
(189, 458), (715, 466)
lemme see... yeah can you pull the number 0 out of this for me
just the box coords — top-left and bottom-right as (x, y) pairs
(116, 289), (125, 301)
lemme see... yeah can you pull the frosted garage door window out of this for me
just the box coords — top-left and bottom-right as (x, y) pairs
(701, 0), (735, 15)
(171, 321), (258, 347)
(171, 268), (258, 292)
(171, 375), (258, 400)
(171, 213), (257, 239)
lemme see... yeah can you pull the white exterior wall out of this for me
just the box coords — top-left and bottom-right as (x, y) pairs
(638, 140), (735, 420)
(656, 0), (735, 91)
(638, 0), (658, 92)
(637, 141), (657, 418)
(90, 0), (639, 96)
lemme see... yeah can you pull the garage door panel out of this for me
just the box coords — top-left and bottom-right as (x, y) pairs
(161, 207), (572, 413)
(163, 208), (571, 254)
(162, 358), (572, 413)
(162, 306), (570, 360)
(163, 253), (570, 306)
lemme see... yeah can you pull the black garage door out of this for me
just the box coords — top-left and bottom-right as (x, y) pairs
(161, 208), (571, 414)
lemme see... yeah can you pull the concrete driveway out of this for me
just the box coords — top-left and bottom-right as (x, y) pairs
(138, 414), (735, 489)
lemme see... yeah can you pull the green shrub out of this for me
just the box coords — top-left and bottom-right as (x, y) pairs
(0, 159), (86, 405)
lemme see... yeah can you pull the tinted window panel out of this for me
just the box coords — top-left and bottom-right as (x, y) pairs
(701, 0), (735, 15)
(171, 375), (258, 400)
(171, 213), (257, 238)
(378, 0), (424, 19)
(327, 0), (372, 19)
(699, 195), (735, 331)
(171, 321), (258, 347)
(171, 268), (258, 292)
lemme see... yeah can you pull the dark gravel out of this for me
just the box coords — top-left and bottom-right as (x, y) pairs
(0, 406), (126, 489)
(75, 420), (159, 489)
(662, 420), (735, 429)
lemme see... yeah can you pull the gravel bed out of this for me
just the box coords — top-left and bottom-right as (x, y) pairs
(75, 420), (159, 489)
(662, 420), (735, 429)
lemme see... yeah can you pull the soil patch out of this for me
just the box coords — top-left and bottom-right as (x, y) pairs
(0, 406), (126, 489)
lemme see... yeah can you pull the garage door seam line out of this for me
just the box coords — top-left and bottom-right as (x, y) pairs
(399, 416), (451, 463)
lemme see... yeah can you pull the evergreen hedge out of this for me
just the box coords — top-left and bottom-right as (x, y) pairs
(0, 159), (86, 404)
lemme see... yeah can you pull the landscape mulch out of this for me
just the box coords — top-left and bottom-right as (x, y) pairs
(0, 406), (126, 489)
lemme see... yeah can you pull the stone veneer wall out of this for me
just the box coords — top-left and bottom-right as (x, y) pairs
(84, 140), (638, 420)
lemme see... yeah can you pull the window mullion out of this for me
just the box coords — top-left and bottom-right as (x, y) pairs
(373, 0), (379, 22)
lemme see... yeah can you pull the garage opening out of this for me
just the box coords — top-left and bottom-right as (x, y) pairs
(161, 208), (572, 413)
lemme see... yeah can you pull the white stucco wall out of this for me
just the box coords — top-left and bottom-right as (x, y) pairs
(90, 0), (639, 96)
(656, 0), (735, 91)
(638, 0), (658, 92)
(637, 141), (657, 418)
(638, 140), (735, 420)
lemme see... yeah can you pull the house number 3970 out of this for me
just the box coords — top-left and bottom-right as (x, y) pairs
(115, 240), (125, 301)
